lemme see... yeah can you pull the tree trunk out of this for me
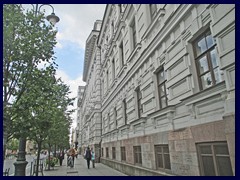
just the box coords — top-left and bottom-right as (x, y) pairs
(35, 141), (42, 176)
(47, 145), (52, 170)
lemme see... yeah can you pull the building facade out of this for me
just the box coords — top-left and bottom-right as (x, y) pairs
(80, 4), (235, 176)
(79, 20), (102, 161)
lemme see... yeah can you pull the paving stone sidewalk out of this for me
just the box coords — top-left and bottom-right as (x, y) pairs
(42, 156), (127, 176)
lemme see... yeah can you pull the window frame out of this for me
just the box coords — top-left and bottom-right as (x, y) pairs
(135, 87), (143, 118)
(106, 147), (109, 158)
(112, 147), (116, 160)
(193, 30), (222, 90)
(196, 141), (233, 176)
(133, 146), (142, 165)
(130, 18), (137, 50)
(156, 69), (168, 109)
(154, 144), (171, 170)
(121, 146), (126, 161)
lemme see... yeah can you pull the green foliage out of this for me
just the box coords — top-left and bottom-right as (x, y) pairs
(3, 4), (74, 157)
(3, 4), (57, 141)
(6, 138), (19, 151)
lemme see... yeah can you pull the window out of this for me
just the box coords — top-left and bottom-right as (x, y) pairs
(112, 147), (116, 159)
(119, 41), (124, 69)
(106, 70), (109, 89)
(136, 88), (143, 118)
(130, 18), (137, 50)
(101, 148), (104, 157)
(197, 142), (233, 176)
(193, 30), (223, 90)
(106, 147), (109, 158)
(121, 146), (126, 161)
(155, 145), (171, 170)
(133, 146), (142, 165)
(150, 4), (157, 20)
(157, 69), (168, 109)
(122, 99), (127, 124)
(112, 58), (115, 80)
(114, 107), (117, 129)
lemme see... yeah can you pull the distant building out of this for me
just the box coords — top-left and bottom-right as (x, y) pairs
(79, 4), (235, 176)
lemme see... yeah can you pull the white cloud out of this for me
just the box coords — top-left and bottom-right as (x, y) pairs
(55, 69), (86, 128)
(54, 4), (106, 49)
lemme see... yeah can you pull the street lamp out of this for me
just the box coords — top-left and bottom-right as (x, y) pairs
(13, 4), (59, 176)
(31, 4), (60, 26)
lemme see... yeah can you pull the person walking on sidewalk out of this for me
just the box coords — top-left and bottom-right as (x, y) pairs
(84, 147), (92, 169)
(91, 149), (95, 168)
(58, 150), (64, 166)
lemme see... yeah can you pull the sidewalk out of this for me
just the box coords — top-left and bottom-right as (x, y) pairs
(43, 156), (127, 176)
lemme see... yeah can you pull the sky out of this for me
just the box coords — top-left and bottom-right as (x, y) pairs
(26, 4), (106, 128)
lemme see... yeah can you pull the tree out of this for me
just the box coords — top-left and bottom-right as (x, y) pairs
(3, 4), (57, 161)
(12, 67), (74, 175)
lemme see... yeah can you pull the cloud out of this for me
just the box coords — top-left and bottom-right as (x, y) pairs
(55, 69), (86, 128)
(54, 4), (106, 49)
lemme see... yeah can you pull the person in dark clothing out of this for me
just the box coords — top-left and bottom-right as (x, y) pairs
(58, 151), (64, 166)
(84, 147), (92, 169)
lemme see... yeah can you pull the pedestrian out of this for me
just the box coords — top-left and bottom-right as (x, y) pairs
(58, 150), (64, 166)
(84, 147), (92, 169)
(91, 150), (95, 168)
(67, 147), (76, 167)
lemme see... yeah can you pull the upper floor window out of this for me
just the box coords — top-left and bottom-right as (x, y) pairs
(122, 99), (127, 124)
(150, 4), (157, 20)
(193, 30), (223, 90)
(133, 146), (142, 165)
(196, 141), (233, 176)
(155, 145), (171, 170)
(157, 69), (168, 109)
(130, 18), (137, 50)
(112, 58), (115, 80)
(135, 87), (143, 118)
(119, 41), (124, 69)
(114, 107), (117, 129)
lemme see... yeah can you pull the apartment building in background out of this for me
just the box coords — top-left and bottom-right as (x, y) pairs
(78, 4), (235, 176)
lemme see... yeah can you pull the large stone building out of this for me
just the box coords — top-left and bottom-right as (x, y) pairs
(78, 4), (235, 176)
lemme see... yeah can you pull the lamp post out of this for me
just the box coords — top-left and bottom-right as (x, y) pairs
(13, 4), (60, 176)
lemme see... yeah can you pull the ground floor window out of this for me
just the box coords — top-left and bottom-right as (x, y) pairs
(112, 147), (116, 159)
(121, 146), (126, 161)
(106, 147), (109, 158)
(196, 141), (233, 176)
(133, 146), (142, 165)
(154, 145), (171, 170)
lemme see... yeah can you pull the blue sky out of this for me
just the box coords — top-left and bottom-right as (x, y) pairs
(55, 42), (85, 79)
(32, 4), (107, 127)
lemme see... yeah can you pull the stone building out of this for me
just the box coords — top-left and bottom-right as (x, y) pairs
(79, 20), (102, 161)
(79, 4), (235, 176)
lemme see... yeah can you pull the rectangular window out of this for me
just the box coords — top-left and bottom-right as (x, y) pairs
(136, 88), (143, 118)
(150, 4), (157, 20)
(193, 30), (223, 90)
(131, 18), (137, 50)
(133, 146), (142, 165)
(112, 147), (116, 159)
(155, 145), (171, 170)
(122, 99), (127, 124)
(119, 41), (124, 68)
(197, 141), (233, 176)
(114, 107), (117, 129)
(121, 146), (126, 161)
(106, 147), (109, 158)
(101, 148), (104, 157)
(157, 69), (168, 109)
(112, 58), (115, 80)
